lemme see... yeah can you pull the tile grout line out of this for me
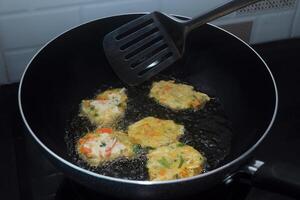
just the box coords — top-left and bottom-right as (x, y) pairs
(289, 0), (300, 37)
(0, 0), (149, 18)
(0, 49), (11, 83)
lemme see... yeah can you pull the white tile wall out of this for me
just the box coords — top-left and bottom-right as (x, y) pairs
(292, 0), (300, 37)
(0, 7), (80, 50)
(161, 0), (237, 22)
(250, 11), (295, 44)
(212, 15), (256, 26)
(0, 53), (8, 84)
(0, 0), (30, 14)
(0, 0), (299, 85)
(161, 0), (230, 17)
(4, 48), (39, 82)
(80, 0), (161, 22)
(30, 0), (93, 10)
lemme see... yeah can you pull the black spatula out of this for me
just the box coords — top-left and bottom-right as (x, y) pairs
(103, 0), (260, 86)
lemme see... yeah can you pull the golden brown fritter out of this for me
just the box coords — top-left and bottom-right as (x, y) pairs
(147, 142), (206, 181)
(80, 88), (127, 127)
(149, 80), (210, 111)
(128, 117), (184, 148)
(76, 128), (134, 167)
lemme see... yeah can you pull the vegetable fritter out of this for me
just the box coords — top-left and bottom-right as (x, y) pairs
(76, 128), (134, 167)
(128, 117), (184, 148)
(80, 88), (127, 127)
(149, 80), (210, 111)
(147, 143), (206, 181)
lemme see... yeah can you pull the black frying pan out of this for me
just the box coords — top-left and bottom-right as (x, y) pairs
(18, 14), (300, 199)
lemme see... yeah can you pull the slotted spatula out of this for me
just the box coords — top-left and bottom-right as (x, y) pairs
(103, 0), (260, 86)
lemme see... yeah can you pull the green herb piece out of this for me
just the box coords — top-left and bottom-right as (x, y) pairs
(90, 106), (95, 110)
(145, 146), (155, 151)
(158, 157), (170, 168)
(94, 113), (98, 117)
(177, 143), (185, 147)
(178, 155), (184, 168)
(100, 142), (106, 147)
(175, 174), (179, 179)
(132, 144), (142, 154)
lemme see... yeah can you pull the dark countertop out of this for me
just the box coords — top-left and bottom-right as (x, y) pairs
(247, 39), (300, 200)
(253, 39), (300, 165)
(0, 38), (300, 200)
(0, 83), (20, 200)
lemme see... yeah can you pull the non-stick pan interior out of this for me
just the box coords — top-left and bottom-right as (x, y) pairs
(20, 14), (276, 174)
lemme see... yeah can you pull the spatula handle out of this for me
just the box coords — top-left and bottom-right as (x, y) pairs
(184, 0), (261, 33)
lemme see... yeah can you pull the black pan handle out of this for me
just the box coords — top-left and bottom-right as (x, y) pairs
(184, 0), (261, 33)
(244, 160), (300, 198)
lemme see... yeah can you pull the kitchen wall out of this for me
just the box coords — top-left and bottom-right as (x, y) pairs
(0, 0), (299, 84)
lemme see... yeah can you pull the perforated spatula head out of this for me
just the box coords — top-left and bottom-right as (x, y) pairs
(103, 12), (181, 86)
(103, 0), (261, 86)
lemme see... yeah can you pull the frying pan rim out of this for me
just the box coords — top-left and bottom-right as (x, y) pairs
(18, 12), (278, 185)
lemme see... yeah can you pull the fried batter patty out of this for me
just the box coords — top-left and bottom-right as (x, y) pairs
(147, 143), (206, 181)
(128, 117), (184, 148)
(149, 80), (210, 111)
(76, 128), (134, 167)
(80, 88), (127, 127)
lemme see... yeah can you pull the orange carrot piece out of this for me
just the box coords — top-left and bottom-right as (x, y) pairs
(191, 99), (201, 107)
(164, 85), (172, 91)
(82, 101), (89, 107)
(105, 139), (117, 158)
(105, 150), (112, 158)
(84, 133), (97, 141)
(179, 169), (188, 177)
(96, 128), (113, 134)
(106, 139), (117, 153)
(159, 169), (166, 176)
(80, 146), (92, 154)
(78, 138), (85, 145)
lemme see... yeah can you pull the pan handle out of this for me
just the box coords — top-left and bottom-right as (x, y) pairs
(243, 160), (300, 198)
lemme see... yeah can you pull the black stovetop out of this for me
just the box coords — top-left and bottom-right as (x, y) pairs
(1, 39), (300, 200)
